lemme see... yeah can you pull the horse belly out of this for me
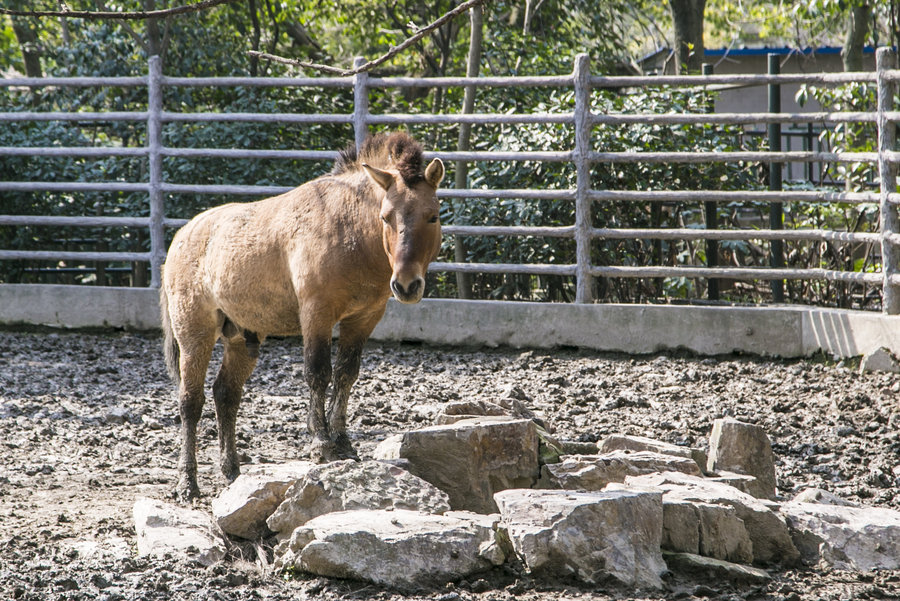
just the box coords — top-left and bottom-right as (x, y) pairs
(216, 290), (301, 336)
(205, 244), (301, 336)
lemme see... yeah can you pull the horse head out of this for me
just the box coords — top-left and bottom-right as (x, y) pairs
(363, 158), (444, 304)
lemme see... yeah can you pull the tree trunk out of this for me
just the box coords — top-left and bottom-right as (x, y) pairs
(11, 18), (42, 78)
(669, 0), (706, 74)
(842, 2), (872, 71)
(453, 3), (483, 299)
(248, 0), (261, 76)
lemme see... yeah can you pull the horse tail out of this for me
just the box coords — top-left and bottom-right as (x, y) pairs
(159, 275), (181, 388)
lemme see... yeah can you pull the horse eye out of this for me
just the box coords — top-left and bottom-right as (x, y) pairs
(381, 215), (389, 223)
(428, 215), (438, 224)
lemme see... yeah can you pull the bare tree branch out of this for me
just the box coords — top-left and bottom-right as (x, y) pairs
(97, 0), (148, 53)
(0, 0), (241, 21)
(249, 0), (487, 76)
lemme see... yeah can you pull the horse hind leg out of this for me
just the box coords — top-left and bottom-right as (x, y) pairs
(213, 330), (261, 482)
(174, 327), (217, 502)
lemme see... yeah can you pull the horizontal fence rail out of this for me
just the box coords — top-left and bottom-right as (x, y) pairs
(1, 49), (899, 311)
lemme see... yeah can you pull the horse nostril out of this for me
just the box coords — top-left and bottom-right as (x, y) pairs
(391, 278), (422, 299)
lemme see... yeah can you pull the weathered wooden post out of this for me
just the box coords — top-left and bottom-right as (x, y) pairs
(352, 57), (369, 151)
(147, 55), (165, 289)
(573, 53), (594, 303)
(877, 47), (900, 314)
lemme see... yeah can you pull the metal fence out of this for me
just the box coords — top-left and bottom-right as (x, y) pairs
(2, 50), (899, 311)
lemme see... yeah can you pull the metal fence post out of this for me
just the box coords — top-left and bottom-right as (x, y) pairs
(147, 55), (165, 288)
(352, 57), (369, 149)
(573, 53), (594, 303)
(702, 62), (719, 300)
(877, 47), (900, 314)
(767, 53), (785, 303)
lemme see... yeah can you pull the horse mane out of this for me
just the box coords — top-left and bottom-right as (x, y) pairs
(332, 132), (425, 186)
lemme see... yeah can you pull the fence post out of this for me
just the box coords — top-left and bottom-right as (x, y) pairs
(147, 55), (165, 289)
(877, 47), (900, 314)
(767, 53), (785, 303)
(573, 53), (594, 303)
(702, 62), (719, 301)
(352, 57), (369, 150)
(452, 3), (483, 301)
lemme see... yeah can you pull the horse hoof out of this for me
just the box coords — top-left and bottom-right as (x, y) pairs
(307, 437), (337, 463)
(173, 479), (201, 503)
(333, 434), (360, 461)
(221, 463), (241, 483)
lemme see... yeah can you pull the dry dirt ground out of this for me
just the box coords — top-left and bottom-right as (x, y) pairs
(1, 327), (899, 601)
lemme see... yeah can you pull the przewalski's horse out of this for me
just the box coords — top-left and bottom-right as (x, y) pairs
(160, 132), (444, 500)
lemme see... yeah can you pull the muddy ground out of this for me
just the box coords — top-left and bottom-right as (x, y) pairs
(1, 327), (899, 600)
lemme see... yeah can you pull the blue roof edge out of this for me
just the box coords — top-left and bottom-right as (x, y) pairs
(705, 46), (879, 57)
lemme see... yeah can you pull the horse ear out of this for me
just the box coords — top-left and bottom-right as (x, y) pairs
(362, 163), (394, 191)
(425, 158), (444, 188)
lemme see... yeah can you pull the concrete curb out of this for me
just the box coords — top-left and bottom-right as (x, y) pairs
(3, 283), (899, 359)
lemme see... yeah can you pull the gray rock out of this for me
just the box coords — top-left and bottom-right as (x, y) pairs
(105, 406), (131, 425)
(537, 450), (702, 490)
(624, 472), (800, 566)
(706, 470), (759, 497)
(266, 460), (450, 537)
(372, 434), (404, 460)
(599, 434), (707, 474)
(663, 551), (771, 585)
(656, 499), (753, 564)
(376, 418), (540, 514)
(559, 440), (600, 455)
(433, 400), (515, 424)
(133, 498), (226, 566)
(276, 509), (505, 589)
(212, 461), (315, 540)
(494, 488), (666, 589)
(781, 501), (900, 570)
(707, 418), (777, 500)
(791, 488), (857, 507)
(859, 347), (900, 374)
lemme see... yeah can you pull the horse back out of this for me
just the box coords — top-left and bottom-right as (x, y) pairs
(164, 177), (390, 337)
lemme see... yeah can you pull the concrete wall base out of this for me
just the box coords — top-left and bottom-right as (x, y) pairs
(3, 284), (899, 359)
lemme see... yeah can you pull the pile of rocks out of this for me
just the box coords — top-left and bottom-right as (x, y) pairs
(134, 403), (900, 591)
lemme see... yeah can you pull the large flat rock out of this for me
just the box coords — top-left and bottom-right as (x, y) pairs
(659, 499), (754, 565)
(537, 450), (702, 490)
(133, 498), (226, 567)
(624, 472), (800, 566)
(494, 488), (666, 589)
(707, 418), (777, 499)
(374, 418), (540, 514)
(275, 509), (505, 589)
(266, 460), (450, 537)
(599, 434), (707, 474)
(212, 461), (315, 540)
(781, 501), (900, 570)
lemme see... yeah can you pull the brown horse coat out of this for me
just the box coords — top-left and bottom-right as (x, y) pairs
(160, 132), (443, 500)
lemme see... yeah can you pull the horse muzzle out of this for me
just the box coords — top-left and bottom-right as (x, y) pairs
(390, 276), (424, 304)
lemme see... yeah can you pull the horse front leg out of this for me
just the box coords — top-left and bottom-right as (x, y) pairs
(327, 310), (384, 460)
(327, 340), (364, 460)
(303, 332), (336, 462)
